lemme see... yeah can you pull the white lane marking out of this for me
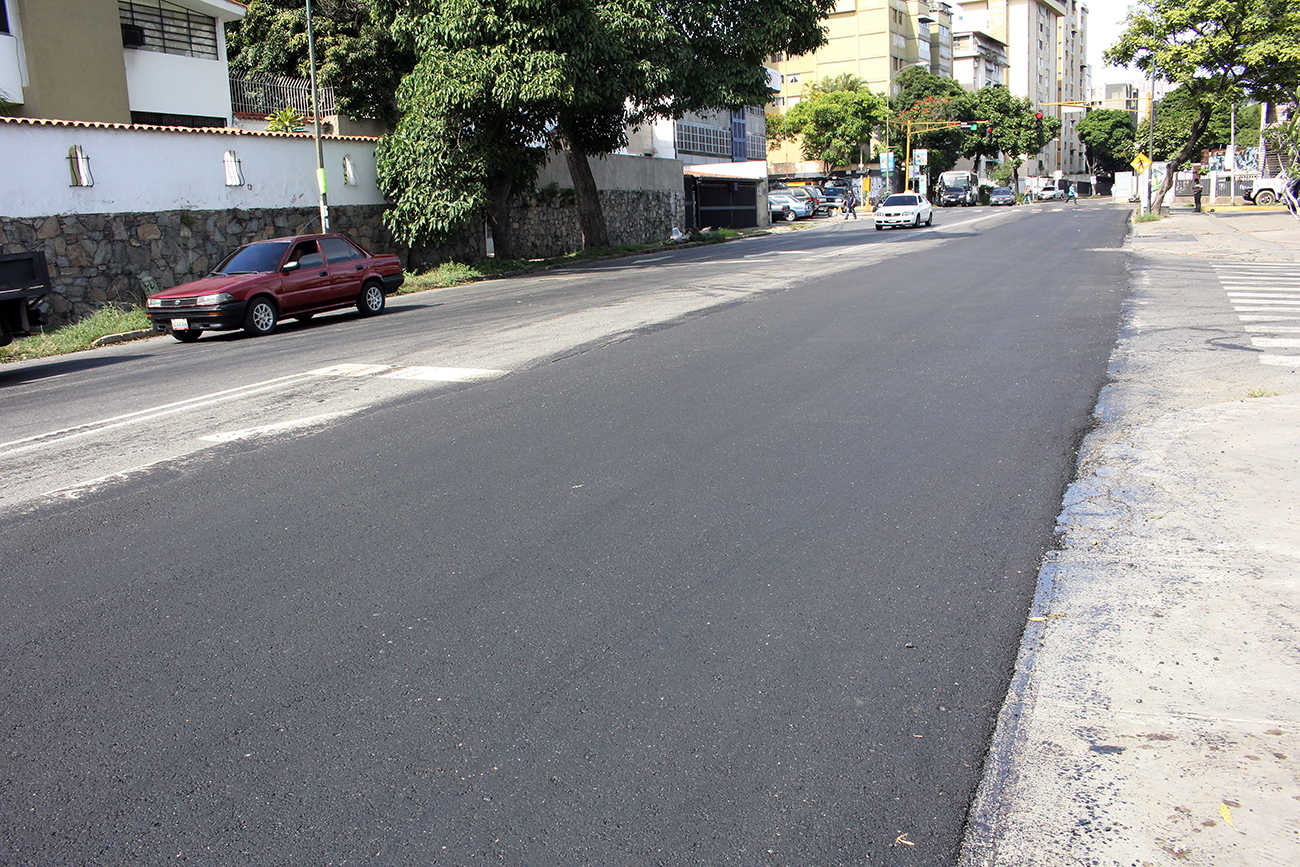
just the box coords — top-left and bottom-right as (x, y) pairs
(309, 363), (393, 377)
(1227, 293), (1300, 299)
(0, 371), (317, 459)
(381, 366), (508, 382)
(1250, 337), (1300, 348)
(1244, 325), (1300, 332)
(199, 412), (355, 443)
(1261, 355), (1300, 366)
(1233, 307), (1300, 313)
(632, 255), (670, 264)
(1238, 315), (1300, 322)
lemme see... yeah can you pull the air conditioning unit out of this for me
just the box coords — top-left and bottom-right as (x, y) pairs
(121, 24), (146, 48)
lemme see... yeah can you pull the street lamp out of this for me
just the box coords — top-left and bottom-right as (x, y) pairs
(884, 60), (929, 194)
(305, 0), (329, 232)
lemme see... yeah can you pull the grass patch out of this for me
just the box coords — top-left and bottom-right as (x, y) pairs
(1134, 212), (1162, 222)
(1, 305), (152, 363)
(1247, 387), (1280, 398)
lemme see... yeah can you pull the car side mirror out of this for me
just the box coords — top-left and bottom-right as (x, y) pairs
(282, 260), (301, 273)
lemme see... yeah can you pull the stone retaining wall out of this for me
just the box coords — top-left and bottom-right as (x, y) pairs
(510, 189), (683, 260)
(0, 205), (482, 329)
(0, 189), (677, 329)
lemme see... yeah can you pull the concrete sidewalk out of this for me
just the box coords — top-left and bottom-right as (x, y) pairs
(961, 206), (1300, 866)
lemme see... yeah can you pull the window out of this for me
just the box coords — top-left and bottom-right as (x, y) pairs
(223, 151), (244, 186)
(321, 237), (363, 263)
(674, 122), (731, 157)
(343, 154), (358, 186)
(119, 0), (218, 59)
(68, 146), (93, 187)
(0, 1), (10, 34)
(289, 240), (323, 269)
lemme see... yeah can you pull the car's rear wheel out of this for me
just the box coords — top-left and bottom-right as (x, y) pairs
(173, 329), (201, 343)
(784, 210), (797, 222)
(243, 296), (278, 336)
(1256, 190), (1276, 206)
(357, 281), (386, 316)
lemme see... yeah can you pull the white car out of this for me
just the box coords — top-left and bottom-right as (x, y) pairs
(874, 193), (933, 230)
(1036, 186), (1063, 201)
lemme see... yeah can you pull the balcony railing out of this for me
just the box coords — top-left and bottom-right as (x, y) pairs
(229, 75), (336, 118)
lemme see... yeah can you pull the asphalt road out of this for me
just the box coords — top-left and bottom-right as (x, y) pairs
(0, 203), (1130, 866)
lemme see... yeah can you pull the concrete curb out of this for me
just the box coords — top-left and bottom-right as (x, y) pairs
(90, 328), (160, 348)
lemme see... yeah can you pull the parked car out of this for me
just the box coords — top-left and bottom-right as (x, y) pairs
(777, 186), (825, 215)
(817, 185), (847, 212)
(989, 186), (1016, 206)
(145, 234), (404, 341)
(769, 192), (812, 221)
(1037, 185), (1063, 201)
(874, 193), (934, 230)
(939, 186), (969, 207)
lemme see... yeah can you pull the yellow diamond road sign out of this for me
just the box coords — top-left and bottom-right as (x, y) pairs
(1132, 153), (1152, 173)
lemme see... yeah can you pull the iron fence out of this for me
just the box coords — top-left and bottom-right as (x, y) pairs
(229, 76), (336, 118)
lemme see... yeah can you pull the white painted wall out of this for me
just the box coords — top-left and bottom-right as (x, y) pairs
(123, 50), (233, 122)
(0, 120), (385, 218)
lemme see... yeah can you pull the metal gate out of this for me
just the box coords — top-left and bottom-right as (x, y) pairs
(683, 177), (759, 230)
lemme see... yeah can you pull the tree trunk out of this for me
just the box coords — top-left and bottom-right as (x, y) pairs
(1153, 102), (1214, 211)
(486, 174), (515, 260)
(564, 148), (610, 250)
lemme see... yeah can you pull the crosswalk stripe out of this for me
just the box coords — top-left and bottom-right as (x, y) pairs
(1214, 262), (1300, 366)
(380, 366), (508, 382)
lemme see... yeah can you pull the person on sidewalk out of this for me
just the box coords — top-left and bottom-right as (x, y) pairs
(1193, 180), (1203, 213)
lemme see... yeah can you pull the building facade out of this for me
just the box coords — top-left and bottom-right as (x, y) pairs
(1, 0), (245, 127)
(952, 30), (1009, 90)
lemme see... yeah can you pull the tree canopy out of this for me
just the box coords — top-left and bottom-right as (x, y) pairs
(1076, 108), (1136, 177)
(1105, 0), (1300, 204)
(767, 79), (886, 171)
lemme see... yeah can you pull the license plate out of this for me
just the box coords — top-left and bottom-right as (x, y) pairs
(170, 318), (189, 330)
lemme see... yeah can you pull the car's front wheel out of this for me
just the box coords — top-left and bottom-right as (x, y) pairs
(243, 296), (278, 336)
(357, 281), (386, 316)
(925, 211), (933, 226)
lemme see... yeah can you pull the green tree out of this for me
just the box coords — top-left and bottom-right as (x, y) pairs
(1076, 108), (1137, 177)
(885, 67), (967, 185)
(1135, 88), (1263, 161)
(226, 0), (418, 127)
(768, 85), (886, 171)
(1105, 0), (1300, 206)
(953, 86), (1058, 191)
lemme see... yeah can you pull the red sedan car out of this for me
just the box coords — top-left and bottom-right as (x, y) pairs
(146, 234), (404, 342)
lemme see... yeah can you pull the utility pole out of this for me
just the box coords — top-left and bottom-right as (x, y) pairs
(306, 0), (329, 232)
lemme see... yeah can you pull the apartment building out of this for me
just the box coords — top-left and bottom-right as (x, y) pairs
(0, 0), (245, 127)
(1053, 0), (1088, 177)
(952, 30), (1009, 90)
(767, 0), (956, 175)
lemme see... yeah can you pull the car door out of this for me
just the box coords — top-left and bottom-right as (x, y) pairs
(278, 239), (332, 313)
(320, 236), (367, 303)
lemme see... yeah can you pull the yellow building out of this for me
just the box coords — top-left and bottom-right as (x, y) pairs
(768, 0), (955, 177)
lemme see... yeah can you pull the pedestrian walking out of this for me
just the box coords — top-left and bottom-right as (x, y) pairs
(844, 188), (858, 220)
(1193, 180), (1203, 213)
(1067, 183), (1077, 204)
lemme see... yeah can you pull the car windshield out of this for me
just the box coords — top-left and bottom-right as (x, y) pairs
(993, 188), (1012, 195)
(884, 195), (918, 206)
(944, 187), (963, 194)
(212, 241), (291, 275)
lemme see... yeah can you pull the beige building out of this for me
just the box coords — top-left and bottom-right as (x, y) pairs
(1053, 0), (1089, 178)
(768, 0), (956, 176)
(957, 0), (1068, 177)
(0, 0), (245, 126)
(952, 30), (1009, 90)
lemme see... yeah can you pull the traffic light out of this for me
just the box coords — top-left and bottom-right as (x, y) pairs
(966, 122), (980, 131)
(986, 125), (994, 146)
(1035, 111), (1044, 137)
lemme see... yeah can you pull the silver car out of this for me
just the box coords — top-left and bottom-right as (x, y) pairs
(874, 193), (934, 230)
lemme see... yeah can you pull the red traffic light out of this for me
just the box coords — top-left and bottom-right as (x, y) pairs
(1035, 111), (1044, 119)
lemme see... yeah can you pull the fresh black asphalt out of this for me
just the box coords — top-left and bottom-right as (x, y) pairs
(0, 206), (1130, 866)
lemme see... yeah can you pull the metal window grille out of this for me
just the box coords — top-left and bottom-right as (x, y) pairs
(230, 76), (336, 118)
(68, 146), (93, 187)
(747, 134), (766, 161)
(119, 0), (217, 60)
(674, 122), (731, 157)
